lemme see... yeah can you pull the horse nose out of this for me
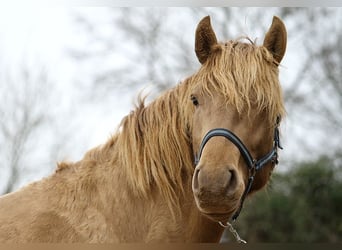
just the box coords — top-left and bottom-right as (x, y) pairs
(192, 166), (238, 196)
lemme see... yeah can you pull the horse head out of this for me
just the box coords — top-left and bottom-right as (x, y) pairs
(190, 16), (287, 223)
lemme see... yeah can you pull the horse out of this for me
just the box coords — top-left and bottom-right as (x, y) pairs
(0, 15), (287, 243)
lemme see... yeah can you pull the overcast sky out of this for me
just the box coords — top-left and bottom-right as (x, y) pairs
(0, 7), (131, 147)
(0, 7), (341, 191)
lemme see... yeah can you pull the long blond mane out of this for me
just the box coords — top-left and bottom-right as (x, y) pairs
(82, 38), (285, 217)
(115, 83), (195, 215)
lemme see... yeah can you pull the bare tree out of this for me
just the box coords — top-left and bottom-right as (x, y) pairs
(0, 63), (73, 194)
(69, 8), (200, 99)
(0, 66), (45, 193)
(70, 7), (342, 157)
(276, 8), (342, 154)
(313, 30), (342, 129)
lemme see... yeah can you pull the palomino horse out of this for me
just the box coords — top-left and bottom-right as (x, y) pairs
(0, 15), (287, 242)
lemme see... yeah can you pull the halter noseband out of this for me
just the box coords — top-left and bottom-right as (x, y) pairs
(194, 116), (282, 221)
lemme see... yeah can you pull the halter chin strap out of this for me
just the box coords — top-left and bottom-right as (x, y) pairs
(194, 116), (282, 221)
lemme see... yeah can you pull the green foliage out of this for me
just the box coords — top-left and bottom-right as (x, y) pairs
(227, 155), (342, 242)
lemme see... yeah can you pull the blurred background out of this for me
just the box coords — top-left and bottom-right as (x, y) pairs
(0, 7), (341, 242)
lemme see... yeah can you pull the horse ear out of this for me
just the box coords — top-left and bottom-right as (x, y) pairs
(263, 16), (287, 65)
(195, 16), (218, 64)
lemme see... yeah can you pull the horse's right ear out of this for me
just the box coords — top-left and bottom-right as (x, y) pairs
(195, 16), (218, 64)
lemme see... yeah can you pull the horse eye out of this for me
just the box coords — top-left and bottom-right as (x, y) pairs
(190, 95), (199, 106)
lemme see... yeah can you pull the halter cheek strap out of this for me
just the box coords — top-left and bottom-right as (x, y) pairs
(194, 116), (282, 221)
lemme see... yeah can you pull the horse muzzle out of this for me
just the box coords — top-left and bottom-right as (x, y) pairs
(192, 164), (244, 221)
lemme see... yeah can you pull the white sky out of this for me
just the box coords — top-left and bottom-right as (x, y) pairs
(0, 8), (68, 65)
(0, 7), (131, 146)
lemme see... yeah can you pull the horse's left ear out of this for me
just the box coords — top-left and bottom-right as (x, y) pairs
(195, 16), (218, 64)
(263, 16), (287, 65)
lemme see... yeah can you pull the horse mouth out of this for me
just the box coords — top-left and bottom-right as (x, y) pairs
(201, 211), (233, 222)
(194, 196), (241, 222)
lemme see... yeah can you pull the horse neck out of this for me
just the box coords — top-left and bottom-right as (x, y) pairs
(117, 81), (224, 241)
(78, 81), (224, 242)
(115, 80), (195, 202)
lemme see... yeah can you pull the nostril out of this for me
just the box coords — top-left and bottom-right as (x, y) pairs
(192, 166), (239, 196)
(192, 168), (200, 191)
(226, 169), (238, 192)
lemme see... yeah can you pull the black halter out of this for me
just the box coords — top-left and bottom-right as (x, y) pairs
(194, 116), (282, 221)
